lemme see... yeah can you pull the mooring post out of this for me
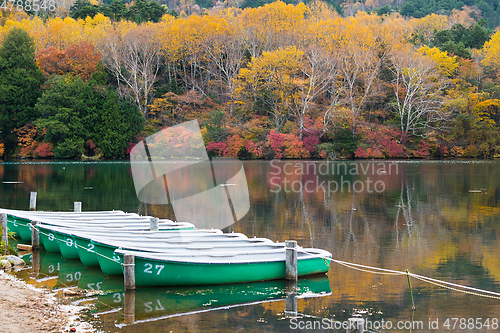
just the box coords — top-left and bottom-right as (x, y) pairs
(284, 280), (298, 318)
(150, 217), (159, 232)
(123, 254), (135, 290)
(31, 221), (40, 250)
(347, 316), (365, 333)
(29, 192), (37, 211)
(1, 213), (7, 246)
(31, 250), (40, 278)
(285, 240), (298, 280)
(124, 290), (136, 325)
(74, 202), (82, 213)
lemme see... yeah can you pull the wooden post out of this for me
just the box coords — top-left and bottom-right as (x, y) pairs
(123, 254), (135, 290)
(1, 213), (7, 246)
(347, 316), (364, 333)
(74, 202), (82, 213)
(31, 221), (40, 250)
(284, 280), (298, 318)
(285, 240), (297, 280)
(31, 250), (40, 279)
(150, 217), (159, 232)
(123, 290), (136, 325)
(29, 192), (37, 211)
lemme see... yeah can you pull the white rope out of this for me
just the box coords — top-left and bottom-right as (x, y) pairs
(34, 226), (120, 263)
(28, 230), (500, 300)
(297, 249), (500, 300)
(409, 274), (500, 300)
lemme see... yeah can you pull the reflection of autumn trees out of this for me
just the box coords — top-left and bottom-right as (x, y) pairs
(232, 161), (500, 311)
(0, 163), (139, 211)
(2, 161), (500, 324)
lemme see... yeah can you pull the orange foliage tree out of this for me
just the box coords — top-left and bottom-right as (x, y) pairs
(36, 41), (101, 81)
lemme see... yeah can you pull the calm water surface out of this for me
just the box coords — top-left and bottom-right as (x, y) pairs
(1, 160), (500, 332)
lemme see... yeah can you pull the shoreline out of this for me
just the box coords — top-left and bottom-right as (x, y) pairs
(0, 270), (95, 333)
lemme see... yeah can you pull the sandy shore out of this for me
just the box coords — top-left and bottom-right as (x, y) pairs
(0, 270), (95, 333)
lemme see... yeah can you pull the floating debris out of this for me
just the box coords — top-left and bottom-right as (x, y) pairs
(2, 182), (24, 184)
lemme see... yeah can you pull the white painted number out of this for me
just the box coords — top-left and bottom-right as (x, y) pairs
(48, 263), (60, 274)
(113, 292), (124, 303)
(144, 301), (153, 313)
(86, 282), (102, 291)
(144, 300), (164, 313)
(144, 263), (164, 275)
(155, 300), (164, 310)
(65, 272), (81, 283)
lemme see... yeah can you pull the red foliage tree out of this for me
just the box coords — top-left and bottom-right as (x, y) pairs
(206, 141), (227, 157)
(34, 142), (54, 158)
(266, 130), (309, 159)
(225, 135), (246, 158)
(302, 128), (321, 153)
(245, 141), (265, 158)
(355, 124), (406, 158)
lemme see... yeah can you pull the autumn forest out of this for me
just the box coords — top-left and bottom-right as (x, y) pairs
(1, 1), (500, 160)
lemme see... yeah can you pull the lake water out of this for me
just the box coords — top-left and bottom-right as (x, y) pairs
(1, 160), (500, 332)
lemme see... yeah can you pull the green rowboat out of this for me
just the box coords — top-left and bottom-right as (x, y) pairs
(6, 215), (20, 238)
(114, 248), (331, 286)
(93, 233), (252, 275)
(36, 225), (222, 264)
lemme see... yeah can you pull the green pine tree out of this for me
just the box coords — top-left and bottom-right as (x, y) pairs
(0, 27), (44, 152)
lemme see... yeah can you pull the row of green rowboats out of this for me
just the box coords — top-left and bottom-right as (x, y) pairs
(2, 209), (331, 287)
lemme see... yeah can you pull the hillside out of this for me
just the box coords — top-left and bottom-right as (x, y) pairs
(1, 2), (500, 160)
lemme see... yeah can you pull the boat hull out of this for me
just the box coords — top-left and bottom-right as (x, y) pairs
(56, 231), (81, 259)
(39, 227), (61, 252)
(12, 216), (33, 241)
(75, 235), (100, 267)
(119, 253), (331, 287)
(95, 242), (123, 275)
(6, 216), (20, 238)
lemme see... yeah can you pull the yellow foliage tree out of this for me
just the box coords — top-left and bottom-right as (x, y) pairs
(234, 46), (303, 132)
(418, 46), (458, 77)
(481, 31), (500, 74)
(409, 13), (449, 44)
(238, 1), (308, 58)
(471, 97), (500, 126)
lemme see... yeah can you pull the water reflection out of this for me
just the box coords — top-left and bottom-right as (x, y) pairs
(17, 249), (332, 331)
(2, 160), (500, 332)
